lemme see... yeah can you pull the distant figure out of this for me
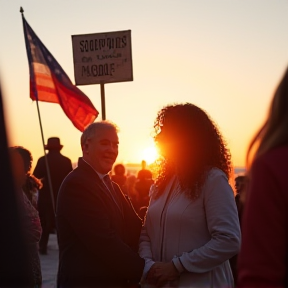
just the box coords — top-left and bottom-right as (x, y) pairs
(235, 175), (247, 194)
(14, 146), (42, 209)
(56, 121), (144, 287)
(234, 175), (247, 220)
(126, 174), (137, 197)
(126, 174), (139, 207)
(139, 103), (240, 287)
(229, 175), (247, 285)
(238, 67), (288, 287)
(137, 160), (153, 181)
(9, 147), (43, 287)
(134, 160), (154, 216)
(111, 163), (127, 193)
(33, 137), (72, 255)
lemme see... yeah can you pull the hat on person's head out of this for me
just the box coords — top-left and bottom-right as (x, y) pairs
(44, 137), (63, 150)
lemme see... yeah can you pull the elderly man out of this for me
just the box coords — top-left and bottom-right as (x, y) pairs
(56, 121), (144, 288)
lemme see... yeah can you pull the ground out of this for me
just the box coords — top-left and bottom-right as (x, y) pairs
(39, 234), (58, 288)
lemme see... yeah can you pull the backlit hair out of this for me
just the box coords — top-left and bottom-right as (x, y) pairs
(246, 67), (288, 168)
(81, 121), (119, 148)
(12, 146), (33, 174)
(153, 103), (232, 200)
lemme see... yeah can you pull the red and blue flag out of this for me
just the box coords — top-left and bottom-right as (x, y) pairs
(22, 15), (98, 131)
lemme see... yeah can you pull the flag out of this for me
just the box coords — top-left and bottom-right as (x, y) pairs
(22, 14), (98, 132)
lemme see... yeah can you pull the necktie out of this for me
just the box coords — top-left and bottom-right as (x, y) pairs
(103, 175), (123, 216)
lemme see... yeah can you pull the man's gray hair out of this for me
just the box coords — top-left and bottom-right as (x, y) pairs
(81, 121), (119, 147)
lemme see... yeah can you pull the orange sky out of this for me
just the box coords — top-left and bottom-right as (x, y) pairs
(1, 1), (288, 170)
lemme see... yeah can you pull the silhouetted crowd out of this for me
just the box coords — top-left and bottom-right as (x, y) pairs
(111, 160), (154, 220)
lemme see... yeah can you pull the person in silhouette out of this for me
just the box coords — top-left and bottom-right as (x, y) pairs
(229, 175), (247, 285)
(137, 160), (153, 183)
(134, 160), (154, 218)
(139, 103), (240, 287)
(33, 137), (72, 255)
(111, 163), (127, 193)
(126, 174), (138, 207)
(14, 146), (42, 209)
(56, 121), (144, 287)
(234, 175), (247, 220)
(235, 175), (246, 195)
(238, 67), (288, 287)
(9, 147), (43, 287)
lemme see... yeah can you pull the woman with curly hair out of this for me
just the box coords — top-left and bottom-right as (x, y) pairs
(139, 103), (241, 288)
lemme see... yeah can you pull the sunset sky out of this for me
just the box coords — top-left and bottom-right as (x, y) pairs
(1, 0), (288, 171)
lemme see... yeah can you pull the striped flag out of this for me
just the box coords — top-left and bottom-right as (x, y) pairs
(22, 14), (98, 131)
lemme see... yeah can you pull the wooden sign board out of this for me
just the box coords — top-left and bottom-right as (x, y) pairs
(72, 30), (133, 85)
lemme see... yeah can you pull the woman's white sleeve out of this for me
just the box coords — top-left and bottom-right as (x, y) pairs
(174, 172), (241, 273)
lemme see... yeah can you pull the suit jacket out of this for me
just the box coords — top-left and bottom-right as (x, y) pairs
(56, 158), (144, 287)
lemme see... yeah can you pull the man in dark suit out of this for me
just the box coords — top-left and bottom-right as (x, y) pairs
(33, 137), (73, 254)
(56, 121), (145, 287)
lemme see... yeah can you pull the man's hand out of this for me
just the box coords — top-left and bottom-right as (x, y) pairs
(146, 262), (159, 285)
(146, 262), (179, 287)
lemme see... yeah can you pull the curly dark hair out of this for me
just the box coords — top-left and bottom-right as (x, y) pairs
(13, 146), (33, 174)
(153, 103), (232, 200)
(11, 146), (42, 206)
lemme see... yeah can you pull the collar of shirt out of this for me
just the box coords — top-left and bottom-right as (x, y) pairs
(82, 158), (108, 181)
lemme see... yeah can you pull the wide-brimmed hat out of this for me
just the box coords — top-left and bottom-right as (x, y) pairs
(44, 137), (63, 150)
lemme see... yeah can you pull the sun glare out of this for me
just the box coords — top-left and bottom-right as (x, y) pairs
(141, 145), (159, 165)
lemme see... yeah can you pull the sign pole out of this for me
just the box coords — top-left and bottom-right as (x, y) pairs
(100, 82), (106, 120)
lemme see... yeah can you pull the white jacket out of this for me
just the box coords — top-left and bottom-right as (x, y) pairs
(139, 168), (241, 288)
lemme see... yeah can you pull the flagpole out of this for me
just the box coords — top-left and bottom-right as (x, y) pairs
(100, 82), (106, 120)
(20, 7), (56, 214)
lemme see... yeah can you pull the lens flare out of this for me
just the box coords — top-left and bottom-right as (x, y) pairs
(141, 145), (159, 164)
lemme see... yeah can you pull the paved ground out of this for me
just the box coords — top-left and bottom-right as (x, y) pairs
(39, 234), (58, 288)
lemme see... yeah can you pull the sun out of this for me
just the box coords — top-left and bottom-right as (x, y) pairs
(141, 145), (159, 165)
